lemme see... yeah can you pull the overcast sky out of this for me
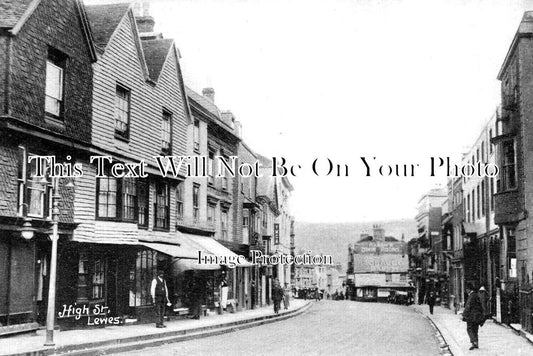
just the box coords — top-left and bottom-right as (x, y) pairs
(88, 0), (533, 223)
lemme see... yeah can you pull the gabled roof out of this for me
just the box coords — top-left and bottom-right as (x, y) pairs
(1, 0), (97, 62)
(0, 0), (34, 28)
(141, 38), (173, 81)
(85, 3), (130, 48)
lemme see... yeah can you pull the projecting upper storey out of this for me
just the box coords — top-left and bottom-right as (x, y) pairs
(85, 3), (189, 164)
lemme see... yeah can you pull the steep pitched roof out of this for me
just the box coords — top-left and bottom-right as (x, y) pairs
(85, 3), (130, 48)
(0, 0), (34, 28)
(141, 38), (173, 81)
(1, 0), (96, 61)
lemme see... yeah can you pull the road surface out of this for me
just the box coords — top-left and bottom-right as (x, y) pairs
(119, 300), (441, 356)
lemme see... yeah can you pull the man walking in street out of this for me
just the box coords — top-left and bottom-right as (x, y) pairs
(463, 282), (487, 350)
(151, 270), (171, 328)
(272, 279), (283, 314)
(426, 289), (436, 315)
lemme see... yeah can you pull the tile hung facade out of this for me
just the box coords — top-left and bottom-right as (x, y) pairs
(0, 0), (296, 334)
(0, 0), (96, 334)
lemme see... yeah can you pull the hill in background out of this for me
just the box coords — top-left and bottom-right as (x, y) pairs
(294, 219), (418, 272)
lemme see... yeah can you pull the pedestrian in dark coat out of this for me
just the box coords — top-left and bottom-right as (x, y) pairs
(478, 286), (491, 320)
(426, 290), (436, 315)
(463, 282), (487, 350)
(272, 279), (284, 314)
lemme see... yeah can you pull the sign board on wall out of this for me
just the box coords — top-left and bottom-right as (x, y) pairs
(352, 241), (408, 273)
(354, 273), (384, 287)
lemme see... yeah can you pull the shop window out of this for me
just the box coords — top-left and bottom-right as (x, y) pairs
(92, 258), (105, 300)
(130, 250), (157, 307)
(77, 253), (89, 302)
(17, 147), (52, 218)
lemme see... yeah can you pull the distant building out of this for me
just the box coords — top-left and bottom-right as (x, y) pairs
(348, 225), (410, 302)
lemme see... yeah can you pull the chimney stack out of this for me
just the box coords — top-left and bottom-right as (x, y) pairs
(202, 87), (215, 102)
(372, 224), (385, 241)
(134, 1), (155, 33)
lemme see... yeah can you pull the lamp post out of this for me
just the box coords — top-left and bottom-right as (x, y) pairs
(44, 177), (60, 346)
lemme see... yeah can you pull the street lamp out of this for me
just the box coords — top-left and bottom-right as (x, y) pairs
(18, 217), (35, 240)
(44, 177), (61, 346)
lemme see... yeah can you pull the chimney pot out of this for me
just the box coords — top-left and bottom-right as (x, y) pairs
(202, 87), (215, 102)
(136, 16), (155, 33)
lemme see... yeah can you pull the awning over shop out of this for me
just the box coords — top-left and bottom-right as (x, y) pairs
(175, 233), (253, 269)
(140, 241), (198, 260)
(462, 222), (477, 234)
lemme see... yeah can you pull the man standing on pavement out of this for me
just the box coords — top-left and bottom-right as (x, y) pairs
(151, 270), (171, 328)
(463, 282), (487, 350)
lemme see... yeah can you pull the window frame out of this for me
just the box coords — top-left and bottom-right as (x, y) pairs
(499, 139), (517, 192)
(115, 84), (131, 141)
(45, 48), (67, 120)
(96, 175), (120, 220)
(137, 179), (149, 228)
(18, 147), (52, 219)
(221, 210), (228, 240)
(161, 109), (172, 154)
(176, 181), (184, 222)
(193, 119), (200, 153)
(154, 180), (170, 230)
(193, 183), (200, 223)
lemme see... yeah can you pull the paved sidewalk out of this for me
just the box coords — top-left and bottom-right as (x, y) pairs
(412, 304), (532, 356)
(0, 299), (310, 356)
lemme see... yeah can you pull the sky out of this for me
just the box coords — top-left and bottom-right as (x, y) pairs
(87, 0), (533, 223)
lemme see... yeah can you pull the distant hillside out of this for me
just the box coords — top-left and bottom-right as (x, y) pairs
(294, 220), (418, 272)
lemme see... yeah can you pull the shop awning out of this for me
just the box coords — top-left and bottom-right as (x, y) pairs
(176, 233), (253, 268)
(141, 241), (198, 260)
(73, 238), (200, 260)
(462, 223), (477, 235)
